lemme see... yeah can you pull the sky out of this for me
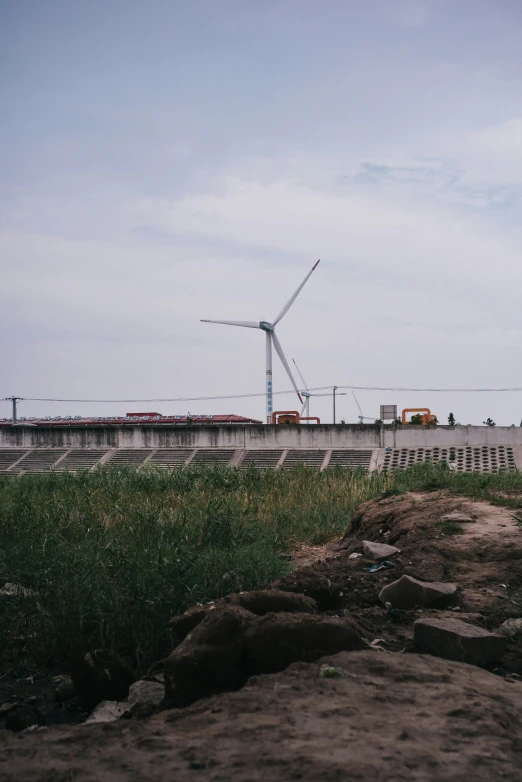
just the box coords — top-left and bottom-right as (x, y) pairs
(1, 0), (522, 426)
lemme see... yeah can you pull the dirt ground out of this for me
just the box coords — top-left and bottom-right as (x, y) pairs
(1, 490), (522, 780)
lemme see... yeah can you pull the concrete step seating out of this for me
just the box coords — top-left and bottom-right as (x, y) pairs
(281, 449), (327, 469)
(16, 449), (68, 473)
(329, 450), (373, 469)
(54, 450), (109, 472)
(383, 445), (517, 473)
(191, 449), (235, 465)
(105, 449), (153, 469)
(148, 449), (194, 469)
(0, 450), (28, 471)
(239, 450), (284, 469)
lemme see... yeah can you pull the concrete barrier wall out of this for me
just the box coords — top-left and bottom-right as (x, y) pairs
(1, 423), (522, 449)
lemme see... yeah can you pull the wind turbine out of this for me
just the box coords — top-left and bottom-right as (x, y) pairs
(292, 358), (332, 418)
(201, 260), (320, 422)
(352, 391), (374, 423)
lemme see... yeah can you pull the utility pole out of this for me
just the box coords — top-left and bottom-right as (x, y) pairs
(333, 386), (337, 425)
(5, 397), (22, 425)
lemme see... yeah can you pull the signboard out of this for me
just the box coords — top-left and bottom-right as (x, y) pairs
(380, 405), (397, 421)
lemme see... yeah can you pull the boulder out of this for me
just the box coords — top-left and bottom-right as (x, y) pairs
(70, 649), (135, 711)
(53, 676), (76, 702)
(379, 575), (457, 609)
(127, 680), (164, 717)
(84, 701), (127, 724)
(165, 606), (252, 708)
(363, 541), (400, 561)
(244, 613), (364, 675)
(498, 618), (522, 636)
(440, 511), (474, 523)
(414, 617), (506, 665)
(348, 552), (362, 560)
(5, 705), (44, 732)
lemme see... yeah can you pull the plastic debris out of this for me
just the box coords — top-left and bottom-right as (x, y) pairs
(368, 561), (395, 573)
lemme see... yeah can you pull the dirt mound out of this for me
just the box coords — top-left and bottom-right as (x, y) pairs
(165, 602), (363, 706)
(2, 650), (522, 781)
(169, 589), (318, 641)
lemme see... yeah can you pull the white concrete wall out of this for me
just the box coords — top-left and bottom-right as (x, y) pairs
(1, 423), (522, 449)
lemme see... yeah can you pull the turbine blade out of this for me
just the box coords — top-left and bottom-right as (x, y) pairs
(272, 332), (303, 404)
(352, 391), (364, 417)
(273, 259), (320, 325)
(310, 393), (333, 397)
(292, 358), (309, 391)
(200, 319), (260, 328)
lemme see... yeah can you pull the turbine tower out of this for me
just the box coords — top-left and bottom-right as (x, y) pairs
(292, 358), (331, 418)
(201, 260), (320, 422)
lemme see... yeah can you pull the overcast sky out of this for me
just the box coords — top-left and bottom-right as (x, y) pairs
(1, 0), (522, 425)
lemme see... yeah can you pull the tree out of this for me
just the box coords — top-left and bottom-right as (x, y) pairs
(410, 414), (424, 425)
(483, 418), (496, 426)
(448, 412), (456, 426)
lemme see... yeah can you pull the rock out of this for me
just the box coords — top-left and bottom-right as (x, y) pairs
(84, 701), (127, 724)
(5, 705), (44, 732)
(170, 590), (318, 640)
(127, 680), (164, 717)
(70, 649), (135, 711)
(53, 676), (76, 702)
(362, 541), (400, 561)
(379, 575), (457, 609)
(348, 552), (362, 560)
(440, 511), (474, 523)
(0, 582), (34, 598)
(498, 618), (522, 636)
(165, 606), (252, 708)
(414, 617), (507, 666)
(244, 613), (364, 675)
(403, 558), (445, 582)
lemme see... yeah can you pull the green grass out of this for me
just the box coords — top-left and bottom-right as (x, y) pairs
(0, 462), (521, 671)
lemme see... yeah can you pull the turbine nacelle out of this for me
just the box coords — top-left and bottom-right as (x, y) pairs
(259, 321), (274, 332)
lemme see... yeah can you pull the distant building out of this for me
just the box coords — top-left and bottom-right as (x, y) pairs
(0, 412), (262, 427)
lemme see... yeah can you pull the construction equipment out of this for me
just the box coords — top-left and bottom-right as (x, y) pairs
(402, 408), (438, 425)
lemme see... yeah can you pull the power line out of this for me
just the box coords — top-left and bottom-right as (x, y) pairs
(3, 384), (522, 405)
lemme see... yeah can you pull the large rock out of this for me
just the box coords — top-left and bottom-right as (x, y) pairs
(244, 613), (364, 675)
(5, 705), (44, 732)
(379, 575), (457, 609)
(498, 618), (522, 636)
(127, 680), (164, 718)
(84, 701), (127, 724)
(414, 617), (506, 665)
(165, 606), (252, 707)
(169, 590), (318, 640)
(70, 649), (135, 711)
(362, 541), (400, 561)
